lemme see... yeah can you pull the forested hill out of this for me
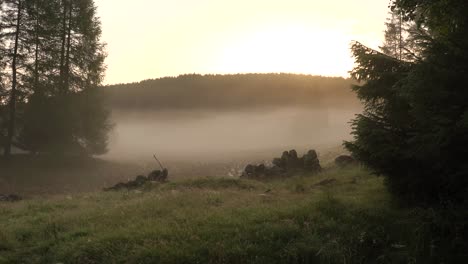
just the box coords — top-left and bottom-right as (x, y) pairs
(102, 74), (359, 111)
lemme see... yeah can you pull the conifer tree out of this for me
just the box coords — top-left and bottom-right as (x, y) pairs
(0, 0), (29, 156)
(380, 9), (405, 59)
(346, 0), (468, 206)
(0, 0), (110, 155)
(0, 1), (7, 147)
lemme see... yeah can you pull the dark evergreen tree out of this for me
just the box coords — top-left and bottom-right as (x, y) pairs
(0, 0), (110, 156)
(0, 0), (30, 156)
(19, 0), (109, 155)
(380, 9), (405, 59)
(346, 0), (468, 206)
(0, 1), (8, 147)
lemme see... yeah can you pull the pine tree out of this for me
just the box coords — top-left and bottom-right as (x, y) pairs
(380, 10), (405, 59)
(346, 0), (468, 206)
(380, 7), (427, 62)
(0, 1), (8, 147)
(0, 0), (29, 156)
(0, 0), (110, 156)
(19, 0), (110, 155)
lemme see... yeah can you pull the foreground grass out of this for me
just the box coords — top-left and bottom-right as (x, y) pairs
(0, 166), (444, 263)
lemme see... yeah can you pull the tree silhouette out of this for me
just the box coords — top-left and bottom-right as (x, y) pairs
(0, 0), (110, 156)
(346, 0), (468, 206)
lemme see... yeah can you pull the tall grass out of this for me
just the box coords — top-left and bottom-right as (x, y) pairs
(0, 166), (463, 263)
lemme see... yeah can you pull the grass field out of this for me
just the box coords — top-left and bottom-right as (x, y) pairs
(1, 164), (442, 264)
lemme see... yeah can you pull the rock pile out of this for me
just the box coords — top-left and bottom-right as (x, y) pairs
(241, 149), (321, 180)
(0, 194), (22, 202)
(104, 169), (168, 191)
(148, 169), (169, 182)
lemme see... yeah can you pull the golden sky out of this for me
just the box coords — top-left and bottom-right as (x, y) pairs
(95, 0), (389, 85)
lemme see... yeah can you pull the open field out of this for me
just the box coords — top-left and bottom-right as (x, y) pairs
(0, 165), (437, 263)
(0, 145), (348, 196)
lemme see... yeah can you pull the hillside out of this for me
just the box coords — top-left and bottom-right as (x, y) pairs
(103, 74), (359, 112)
(0, 165), (433, 263)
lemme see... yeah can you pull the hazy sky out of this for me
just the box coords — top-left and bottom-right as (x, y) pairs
(95, 0), (390, 85)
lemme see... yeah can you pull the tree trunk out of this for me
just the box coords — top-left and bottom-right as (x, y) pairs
(34, 10), (40, 93)
(59, 0), (67, 93)
(4, 0), (22, 157)
(64, 1), (72, 92)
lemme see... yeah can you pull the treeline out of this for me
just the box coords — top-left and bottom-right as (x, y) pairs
(104, 74), (359, 111)
(0, 0), (110, 156)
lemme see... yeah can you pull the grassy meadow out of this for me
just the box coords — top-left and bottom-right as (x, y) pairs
(0, 165), (436, 264)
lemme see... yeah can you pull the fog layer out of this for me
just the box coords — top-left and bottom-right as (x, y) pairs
(105, 106), (359, 163)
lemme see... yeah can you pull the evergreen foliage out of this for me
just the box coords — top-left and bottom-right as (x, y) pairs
(0, 0), (110, 156)
(105, 74), (358, 112)
(346, 0), (468, 206)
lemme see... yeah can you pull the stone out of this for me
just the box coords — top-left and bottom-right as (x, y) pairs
(241, 164), (256, 178)
(292, 150), (302, 164)
(134, 175), (148, 186)
(148, 168), (169, 182)
(285, 149), (301, 169)
(306, 149), (318, 160)
(0, 194), (22, 202)
(272, 158), (285, 168)
(255, 164), (266, 174)
(242, 164), (269, 179)
(289, 149), (298, 159)
(303, 149), (321, 172)
(240, 149), (322, 180)
(104, 169), (169, 191)
(268, 165), (286, 176)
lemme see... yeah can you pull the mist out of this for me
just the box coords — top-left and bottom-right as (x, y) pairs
(105, 106), (360, 164)
(102, 74), (362, 173)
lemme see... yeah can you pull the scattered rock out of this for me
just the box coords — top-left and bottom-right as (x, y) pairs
(0, 194), (22, 202)
(255, 164), (266, 174)
(241, 149), (322, 180)
(148, 169), (168, 182)
(286, 149), (301, 169)
(272, 158), (284, 168)
(134, 175), (148, 185)
(269, 165), (286, 176)
(335, 155), (356, 167)
(303, 150), (321, 173)
(243, 164), (256, 178)
(104, 169), (169, 191)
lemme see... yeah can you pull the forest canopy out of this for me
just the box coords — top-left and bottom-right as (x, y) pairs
(104, 74), (359, 112)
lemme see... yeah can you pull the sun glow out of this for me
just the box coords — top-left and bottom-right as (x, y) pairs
(214, 24), (354, 77)
(95, 0), (388, 84)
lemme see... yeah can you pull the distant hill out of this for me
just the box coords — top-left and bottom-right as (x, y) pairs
(102, 73), (359, 111)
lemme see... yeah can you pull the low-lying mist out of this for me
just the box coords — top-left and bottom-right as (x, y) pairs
(105, 106), (360, 164)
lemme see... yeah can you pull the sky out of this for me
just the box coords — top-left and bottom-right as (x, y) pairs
(94, 0), (390, 85)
